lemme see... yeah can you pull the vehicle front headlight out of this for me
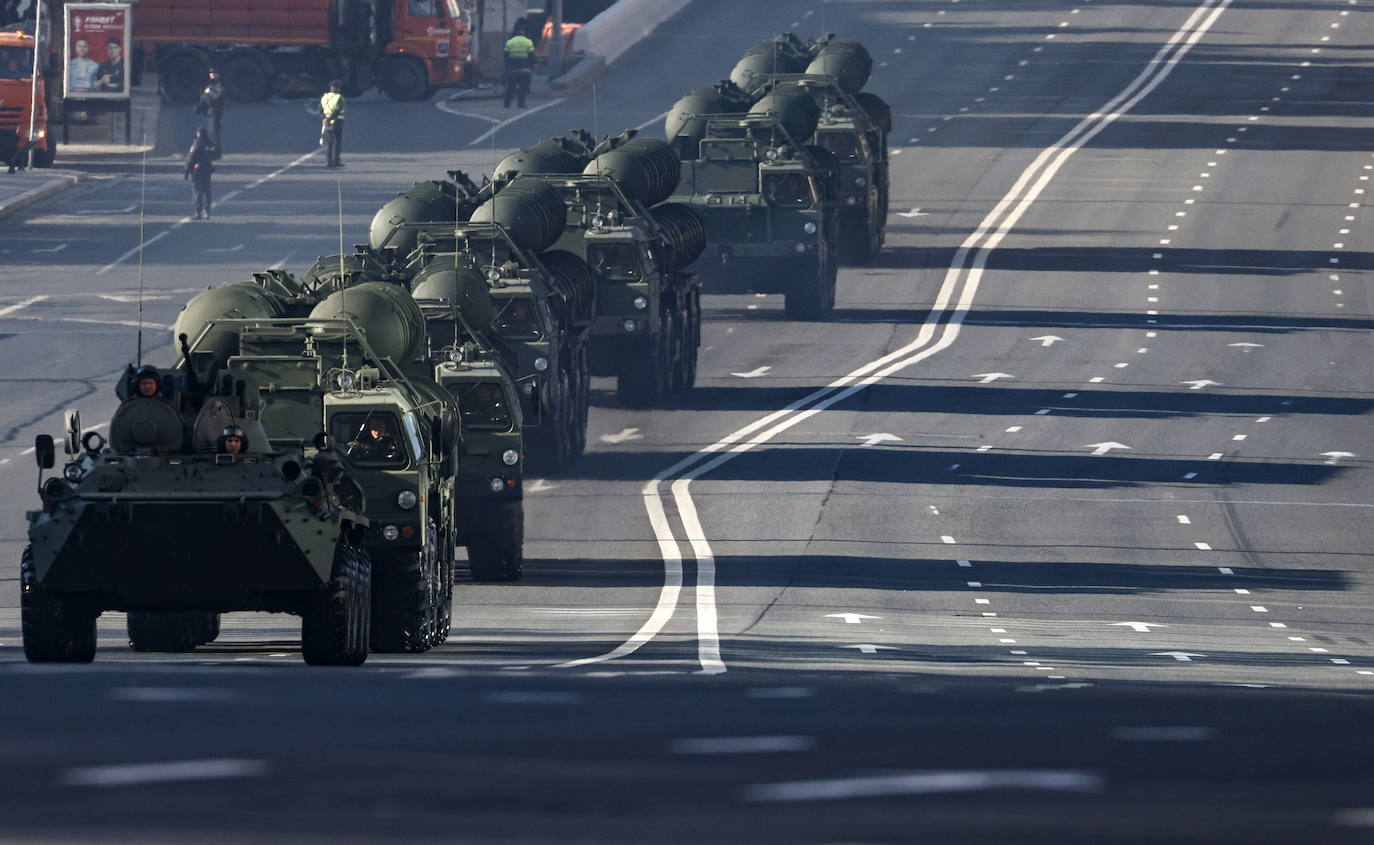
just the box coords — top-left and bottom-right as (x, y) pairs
(633, 296), (648, 310)
(803, 222), (817, 235)
(855, 176), (867, 187)
(382, 524), (400, 541)
(488, 477), (506, 493)
(533, 356), (549, 372)
(502, 449), (519, 466)
(396, 489), (417, 510)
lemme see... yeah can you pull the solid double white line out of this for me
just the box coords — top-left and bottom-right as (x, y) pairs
(559, 0), (1234, 674)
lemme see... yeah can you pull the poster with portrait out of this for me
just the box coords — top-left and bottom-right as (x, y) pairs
(63, 3), (131, 99)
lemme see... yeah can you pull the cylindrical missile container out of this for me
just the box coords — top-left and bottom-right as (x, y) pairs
(584, 138), (680, 207)
(495, 139), (584, 181)
(369, 180), (460, 255)
(174, 283), (287, 364)
(539, 250), (596, 325)
(805, 40), (873, 95)
(302, 251), (389, 294)
(308, 282), (427, 366)
(649, 203), (706, 271)
(469, 178), (566, 254)
(854, 91), (892, 134)
(665, 85), (750, 150)
(748, 84), (821, 143)
(410, 264), (495, 329)
(730, 38), (808, 94)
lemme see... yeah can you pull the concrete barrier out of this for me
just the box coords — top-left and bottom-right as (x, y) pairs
(552, 0), (686, 90)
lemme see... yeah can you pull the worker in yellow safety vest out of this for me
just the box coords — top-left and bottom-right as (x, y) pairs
(319, 80), (346, 168)
(503, 27), (535, 109)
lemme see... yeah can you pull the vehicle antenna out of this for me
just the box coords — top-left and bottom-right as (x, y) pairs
(24, 0), (41, 171)
(135, 137), (148, 365)
(337, 175), (347, 371)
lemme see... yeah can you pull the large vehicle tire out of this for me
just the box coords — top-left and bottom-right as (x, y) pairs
(617, 323), (671, 407)
(370, 523), (438, 653)
(301, 543), (371, 666)
(194, 612), (221, 645)
(21, 546), (96, 664)
(159, 48), (212, 105)
(784, 252), (837, 321)
(839, 207), (877, 265)
(432, 518), (453, 646)
(127, 612), (199, 652)
(528, 377), (571, 471)
(379, 56), (431, 102)
(570, 341), (589, 458)
(684, 291), (701, 389)
(221, 50), (273, 103)
(467, 500), (525, 583)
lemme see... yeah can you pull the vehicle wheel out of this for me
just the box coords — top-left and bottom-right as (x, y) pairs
(340, 60), (371, 98)
(21, 546), (96, 663)
(683, 292), (700, 390)
(369, 522), (438, 653)
(31, 139), (55, 169)
(379, 56), (430, 102)
(839, 208), (876, 265)
(784, 254), (836, 320)
(617, 332), (668, 407)
(127, 612), (199, 652)
(159, 48), (212, 105)
(432, 519), (453, 646)
(301, 542), (371, 666)
(194, 612), (221, 645)
(528, 376), (570, 471)
(569, 341), (589, 458)
(467, 500), (524, 582)
(221, 51), (272, 102)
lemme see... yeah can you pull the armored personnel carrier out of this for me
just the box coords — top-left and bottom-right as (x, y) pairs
(22, 359), (371, 666)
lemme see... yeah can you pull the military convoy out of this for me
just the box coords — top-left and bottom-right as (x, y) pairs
(18, 30), (885, 664)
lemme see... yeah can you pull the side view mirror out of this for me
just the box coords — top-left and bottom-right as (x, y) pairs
(63, 409), (81, 456)
(34, 435), (55, 470)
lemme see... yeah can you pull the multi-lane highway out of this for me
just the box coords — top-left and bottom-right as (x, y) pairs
(2, 0), (1372, 841)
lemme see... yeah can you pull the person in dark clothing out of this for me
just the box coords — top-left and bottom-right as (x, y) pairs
(193, 69), (224, 159)
(184, 128), (215, 220)
(503, 27), (534, 109)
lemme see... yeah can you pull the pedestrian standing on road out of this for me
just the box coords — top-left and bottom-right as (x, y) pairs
(503, 26), (534, 109)
(184, 127), (215, 220)
(319, 79), (345, 168)
(194, 69), (225, 159)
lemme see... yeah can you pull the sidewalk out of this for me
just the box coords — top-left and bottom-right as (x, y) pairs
(0, 169), (84, 221)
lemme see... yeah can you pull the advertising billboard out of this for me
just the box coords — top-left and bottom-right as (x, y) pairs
(63, 3), (130, 99)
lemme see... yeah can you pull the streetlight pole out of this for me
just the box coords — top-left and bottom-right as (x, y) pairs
(26, 0), (42, 169)
(547, 0), (562, 80)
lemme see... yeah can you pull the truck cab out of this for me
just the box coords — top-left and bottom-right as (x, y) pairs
(0, 24), (54, 168)
(381, 0), (473, 100)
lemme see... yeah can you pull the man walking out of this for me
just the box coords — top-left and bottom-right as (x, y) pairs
(194, 69), (225, 158)
(184, 127), (215, 220)
(503, 26), (534, 109)
(319, 79), (345, 168)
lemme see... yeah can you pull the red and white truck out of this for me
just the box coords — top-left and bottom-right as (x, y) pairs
(0, 23), (55, 168)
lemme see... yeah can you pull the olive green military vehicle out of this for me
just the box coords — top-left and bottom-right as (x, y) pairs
(22, 359), (371, 666)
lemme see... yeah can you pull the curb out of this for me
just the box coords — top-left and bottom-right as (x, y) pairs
(549, 54), (608, 92)
(0, 171), (84, 221)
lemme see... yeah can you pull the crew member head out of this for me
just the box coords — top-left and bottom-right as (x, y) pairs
(329, 78), (342, 93)
(219, 425), (246, 455)
(134, 365), (161, 398)
(366, 416), (390, 442)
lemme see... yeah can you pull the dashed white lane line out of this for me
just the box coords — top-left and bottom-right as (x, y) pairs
(0, 295), (48, 318)
(672, 736), (815, 755)
(744, 770), (1103, 802)
(61, 759), (267, 787)
(468, 98), (569, 147)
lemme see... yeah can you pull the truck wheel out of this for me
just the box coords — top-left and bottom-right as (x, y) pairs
(31, 139), (55, 169)
(571, 341), (589, 457)
(21, 546), (96, 663)
(369, 522), (438, 653)
(431, 520), (454, 646)
(467, 500), (525, 582)
(684, 292), (701, 389)
(617, 327), (670, 407)
(839, 208), (876, 265)
(221, 50), (272, 102)
(784, 254), (836, 320)
(194, 612), (221, 645)
(379, 56), (431, 102)
(127, 612), (199, 652)
(301, 542), (371, 666)
(159, 48), (212, 105)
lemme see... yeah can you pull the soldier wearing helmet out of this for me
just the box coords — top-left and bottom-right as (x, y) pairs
(217, 425), (247, 456)
(133, 365), (163, 400)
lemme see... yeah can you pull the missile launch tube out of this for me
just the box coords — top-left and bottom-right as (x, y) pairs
(583, 137), (680, 207)
(469, 178), (567, 254)
(173, 282), (288, 364)
(308, 281), (428, 366)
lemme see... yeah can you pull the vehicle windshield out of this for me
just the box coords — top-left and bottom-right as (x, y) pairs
(588, 242), (642, 281)
(445, 0), (463, 20)
(492, 297), (543, 341)
(762, 172), (815, 208)
(453, 381), (514, 432)
(333, 411), (408, 468)
(0, 46), (33, 80)
(408, 0), (441, 17)
(816, 131), (861, 162)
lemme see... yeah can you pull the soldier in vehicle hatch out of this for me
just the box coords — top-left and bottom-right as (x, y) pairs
(217, 425), (246, 456)
(132, 365), (165, 400)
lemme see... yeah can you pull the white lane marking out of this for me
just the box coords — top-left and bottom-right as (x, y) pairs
(0, 295), (48, 318)
(1152, 651), (1205, 662)
(897, 207), (928, 217)
(941, 535), (957, 544)
(31, 242), (69, 253)
(1322, 451), (1356, 465)
(526, 478), (558, 492)
(1207, 452), (1223, 460)
(482, 691), (582, 705)
(61, 758), (267, 787)
(1250, 606), (1269, 613)
(559, 0), (1235, 674)
(100, 147), (324, 275)
(1006, 425), (1023, 433)
(1195, 542), (1212, 550)
(731, 366), (771, 378)
(1112, 727), (1212, 741)
(1086, 442), (1130, 456)
(1180, 379), (1220, 389)
(109, 687), (240, 702)
(74, 204), (137, 215)
(435, 99), (501, 124)
(1029, 334), (1064, 346)
(672, 736), (815, 755)
(744, 770), (1103, 802)
(826, 613), (879, 624)
(1112, 622), (1166, 632)
(857, 432), (902, 447)
(203, 243), (246, 254)
(972, 372), (1013, 383)
(468, 98), (567, 146)
(957, 560), (972, 567)
(634, 109), (670, 133)
(843, 644), (895, 655)
(746, 687), (813, 699)
(1218, 567), (1233, 574)
(600, 427), (641, 444)
(967, 581), (983, 588)
(1177, 515), (1191, 523)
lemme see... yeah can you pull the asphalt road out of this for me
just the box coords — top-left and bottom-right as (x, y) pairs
(2, 0), (1373, 842)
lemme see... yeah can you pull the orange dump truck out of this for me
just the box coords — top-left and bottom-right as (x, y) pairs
(0, 24), (54, 168)
(132, 0), (473, 103)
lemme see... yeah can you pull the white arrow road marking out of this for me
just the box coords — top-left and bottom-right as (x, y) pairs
(98, 293), (171, 303)
(844, 644), (895, 655)
(61, 759), (267, 787)
(1152, 651), (1206, 662)
(1086, 442), (1131, 456)
(971, 372), (1014, 383)
(856, 433), (901, 447)
(600, 427), (641, 444)
(826, 613), (880, 624)
(1028, 334), (1063, 347)
(0, 295), (48, 318)
(745, 770), (1103, 802)
(1112, 622), (1167, 633)
(31, 243), (68, 253)
(1322, 452), (1356, 465)
(731, 366), (771, 378)
(555, 0), (1235, 675)
(1180, 379), (1221, 390)
(672, 736), (815, 755)
(204, 244), (246, 253)
(1228, 342), (1263, 348)
(896, 207), (928, 217)
(526, 478), (557, 492)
